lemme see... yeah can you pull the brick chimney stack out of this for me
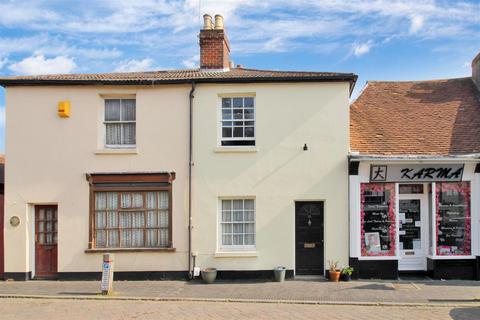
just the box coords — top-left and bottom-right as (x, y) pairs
(472, 52), (480, 91)
(199, 14), (230, 71)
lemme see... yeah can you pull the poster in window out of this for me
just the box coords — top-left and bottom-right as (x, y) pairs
(364, 232), (381, 253)
(436, 182), (471, 256)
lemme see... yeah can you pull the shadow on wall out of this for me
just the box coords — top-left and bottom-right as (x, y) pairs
(449, 307), (480, 320)
(405, 78), (480, 154)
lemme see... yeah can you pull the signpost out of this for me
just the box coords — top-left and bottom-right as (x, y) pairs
(101, 253), (114, 295)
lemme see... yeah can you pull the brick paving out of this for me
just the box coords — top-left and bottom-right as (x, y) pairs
(1, 279), (479, 304)
(1, 298), (479, 320)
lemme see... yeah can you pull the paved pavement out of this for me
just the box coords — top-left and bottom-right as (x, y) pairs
(0, 278), (479, 304)
(1, 298), (479, 320)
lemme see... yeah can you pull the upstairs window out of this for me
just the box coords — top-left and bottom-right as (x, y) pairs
(221, 97), (255, 146)
(104, 99), (136, 147)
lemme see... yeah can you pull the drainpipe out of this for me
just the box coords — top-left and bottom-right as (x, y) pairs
(188, 81), (196, 279)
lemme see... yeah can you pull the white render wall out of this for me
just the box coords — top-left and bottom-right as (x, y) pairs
(4, 85), (191, 274)
(4, 80), (352, 276)
(192, 82), (351, 272)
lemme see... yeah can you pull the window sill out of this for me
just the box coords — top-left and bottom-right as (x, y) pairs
(214, 146), (258, 153)
(94, 148), (139, 155)
(214, 251), (258, 258)
(85, 247), (175, 253)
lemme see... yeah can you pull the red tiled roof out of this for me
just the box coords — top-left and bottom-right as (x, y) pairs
(0, 68), (356, 90)
(350, 77), (480, 156)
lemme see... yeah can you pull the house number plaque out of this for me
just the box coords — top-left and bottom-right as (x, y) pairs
(304, 243), (315, 248)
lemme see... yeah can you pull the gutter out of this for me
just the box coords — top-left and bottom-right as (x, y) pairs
(348, 153), (480, 162)
(0, 75), (358, 87)
(188, 81), (196, 279)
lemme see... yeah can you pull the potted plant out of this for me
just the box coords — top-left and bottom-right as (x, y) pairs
(341, 266), (354, 281)
(273, 266), (286, 282)
(201, 268), (217, 284)
(328, 260), (341, 282)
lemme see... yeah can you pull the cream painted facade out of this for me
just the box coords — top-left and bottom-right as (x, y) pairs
(3, 80), (351, 278)
(4, 85), (191, 276)
(192, 82), (351, 273)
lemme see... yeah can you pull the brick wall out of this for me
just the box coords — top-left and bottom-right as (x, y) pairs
(199, 29), (230, 70)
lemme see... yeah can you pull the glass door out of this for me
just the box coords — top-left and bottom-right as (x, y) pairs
(398, 189), (428, 271)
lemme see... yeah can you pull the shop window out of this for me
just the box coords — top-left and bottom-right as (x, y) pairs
(361, 183), (396, 256)
(87, 173), (175, 250)
(436, 182), (471, 256)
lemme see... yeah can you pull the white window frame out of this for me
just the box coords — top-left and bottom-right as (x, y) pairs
(104, 98), (136, 149)
(218, 95), (256, 147)
(218, 197), (256, 251)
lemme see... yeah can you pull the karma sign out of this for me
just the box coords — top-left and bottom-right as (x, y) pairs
(370, 164), (464, 182)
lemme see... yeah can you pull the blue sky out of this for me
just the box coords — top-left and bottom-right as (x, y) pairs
(0, 0), (479, 153)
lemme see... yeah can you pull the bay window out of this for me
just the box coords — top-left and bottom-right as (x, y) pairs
(87, 173), (175, 250)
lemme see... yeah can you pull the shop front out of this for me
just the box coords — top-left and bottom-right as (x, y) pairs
(349, 159), (480, 280)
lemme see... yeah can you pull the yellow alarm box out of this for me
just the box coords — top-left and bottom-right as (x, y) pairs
(58, 100), (70, 118)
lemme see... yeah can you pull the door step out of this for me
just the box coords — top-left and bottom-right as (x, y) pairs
(293, 275), (327, 281)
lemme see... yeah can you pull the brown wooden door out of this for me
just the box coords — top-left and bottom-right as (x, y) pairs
(35, 205), (58, 278)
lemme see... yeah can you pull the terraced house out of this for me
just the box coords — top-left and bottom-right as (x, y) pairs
(349, 52), (480, 280)
(0, 15), (356, 280)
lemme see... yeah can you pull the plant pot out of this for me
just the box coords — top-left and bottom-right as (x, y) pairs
(341, 273), (351, 281)
(329, 270), (341, 282)
(201, 268), (217, 284)
(273, 266), (286, 282)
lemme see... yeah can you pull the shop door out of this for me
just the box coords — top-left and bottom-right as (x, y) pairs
(295, 201), (324, 275)
(35, 205), (58, 278)
(398, 194), (428, 271)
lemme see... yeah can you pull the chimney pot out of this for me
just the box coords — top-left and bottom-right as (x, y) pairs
(214, 14), (224, 30)
(203, 14), (213, 30)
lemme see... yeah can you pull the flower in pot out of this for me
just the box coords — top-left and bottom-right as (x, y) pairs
(341, 266), (354, 281)
(201, 268), (217, 284)
(328, 260), (341, 282)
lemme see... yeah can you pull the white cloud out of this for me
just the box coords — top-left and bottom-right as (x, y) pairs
(114, 58), (155, 72)
(9, 55), (76, 75)
(353, 41), (373, 57)
(409, 15), (425, 34)
(182, 55), (199, 69)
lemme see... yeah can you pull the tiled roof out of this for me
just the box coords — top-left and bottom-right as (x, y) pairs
(0, 68), (357, 89)
(350, 77), (480, 156)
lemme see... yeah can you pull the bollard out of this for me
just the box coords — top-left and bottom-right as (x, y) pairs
(101, 253), (114, 295)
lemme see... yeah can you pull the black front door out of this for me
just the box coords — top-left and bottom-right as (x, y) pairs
(295, 201), (324, 275)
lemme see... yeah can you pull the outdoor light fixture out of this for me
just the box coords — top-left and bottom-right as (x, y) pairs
(303, 143), (308, 151)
